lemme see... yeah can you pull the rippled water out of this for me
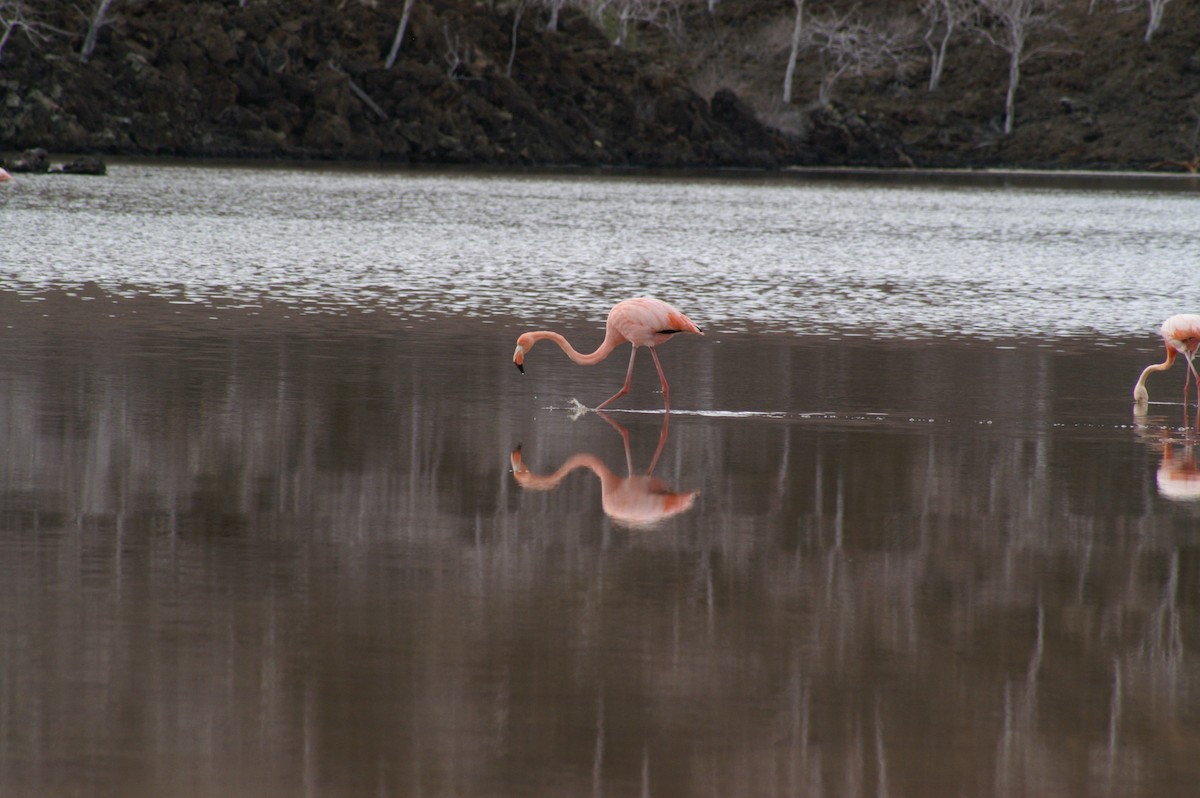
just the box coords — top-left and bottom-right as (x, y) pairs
(0, 164), (1199, 798)
(2, 162), (1198, 337)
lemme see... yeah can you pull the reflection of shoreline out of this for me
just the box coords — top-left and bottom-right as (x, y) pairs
(511, 412), (698, 528)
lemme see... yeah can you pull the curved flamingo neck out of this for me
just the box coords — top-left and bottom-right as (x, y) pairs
(526, 330), (620, 366)
(513, 453), (618, 491)
(1134, 349), (1175, 400)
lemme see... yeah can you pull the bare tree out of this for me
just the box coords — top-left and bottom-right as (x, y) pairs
(782, 0), (805, 103)
(442, 22), (466, 78)
(585, 0), (684, 48)
(541, 0), (569, 31)
(805, 9), (917, 107)
(0, 0), (53, 64)
(1108, 0), (1173, 43)
(79, 0), (117, 63)
(507, 0), (531, 76)
(975, 0), (1065, 135)
(1142, 0), (1172, 40)
(920, 0), (973, 91)
(384, 0), (417, 70)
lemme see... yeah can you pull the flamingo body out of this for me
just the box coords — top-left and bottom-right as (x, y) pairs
(0, 168), (11, 183)
(513, 296), (702, 410)
(1133, 314), (1200, 404)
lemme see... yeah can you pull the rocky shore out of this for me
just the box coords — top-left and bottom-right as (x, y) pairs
(1, 1), (1198, 173)
(0, 1), (810, 170)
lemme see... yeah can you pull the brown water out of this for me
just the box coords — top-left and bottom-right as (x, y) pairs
(1, 164), (1199, 797)
(0, 289), (1196, 798)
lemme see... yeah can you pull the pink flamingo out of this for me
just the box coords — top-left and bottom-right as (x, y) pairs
(0, 168), (11, 182)
(510, 412), (698, 528)
(513, 296), (703, 411)
(1133, 314), (1200, 405)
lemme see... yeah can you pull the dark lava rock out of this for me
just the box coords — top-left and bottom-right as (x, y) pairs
(7, 147), (51, 173)
(56, 156), (108, 175)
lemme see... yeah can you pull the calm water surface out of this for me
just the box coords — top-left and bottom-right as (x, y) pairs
(0, 164), (1199, 797)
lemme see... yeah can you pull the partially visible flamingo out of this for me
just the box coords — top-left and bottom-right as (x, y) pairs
(510, 412), (698, 528)
(513, 296), (703, 411)
(1133, 314), (1200, 405)
(0, 168), (11, 182)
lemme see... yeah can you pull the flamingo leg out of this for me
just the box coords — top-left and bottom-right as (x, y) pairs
(645, 411), (670, 475)
(649, 347), (670, 411)
(595, 411), (635, 474)
(595, 346), (637, 411)
(1185, 351), (1200, 410)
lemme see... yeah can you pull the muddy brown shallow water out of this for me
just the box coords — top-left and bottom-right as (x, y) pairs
(0, 165), (1198, 796)
(0, 291), (1195, 798)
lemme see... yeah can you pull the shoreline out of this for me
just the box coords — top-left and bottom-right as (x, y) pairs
(7, 151), (1200, 192)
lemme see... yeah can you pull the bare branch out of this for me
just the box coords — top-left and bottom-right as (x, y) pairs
(442, 22), (464, 78)
(0, 0), (55, 65)
(330, 61), (389, 121)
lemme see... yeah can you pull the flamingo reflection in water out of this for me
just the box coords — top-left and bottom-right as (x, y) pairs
(1133, 410), (1200, 501)
(1155, 443), (1200, 501)
(510, 412), (699, 528)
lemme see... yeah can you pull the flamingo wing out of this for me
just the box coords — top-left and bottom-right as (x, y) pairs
(609, 297), (702, 347)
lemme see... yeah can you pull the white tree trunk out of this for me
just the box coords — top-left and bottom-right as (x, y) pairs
(1003, 47), (1020, 134)
(507, 0), (528, 77)
(782, 0), (805, 104)
(927, 25), (951, 91)
(1144, 0), (1171, 43)
(384, 0), (417, 70)
(80, 0), (116, 64)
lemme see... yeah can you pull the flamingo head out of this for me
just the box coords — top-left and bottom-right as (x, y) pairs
(510, 445), (526, 473)
(513, 334), (533, 373)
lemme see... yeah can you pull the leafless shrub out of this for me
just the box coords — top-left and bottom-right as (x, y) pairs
(804, 9), (920, 107)
(0, 0), (55, 64)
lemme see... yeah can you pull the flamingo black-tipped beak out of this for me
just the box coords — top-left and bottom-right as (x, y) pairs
(515, 362), (525, 373)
